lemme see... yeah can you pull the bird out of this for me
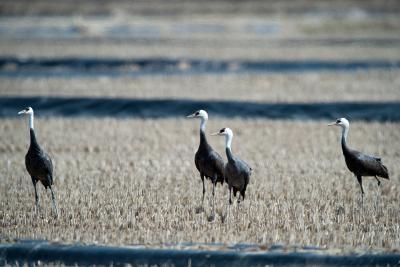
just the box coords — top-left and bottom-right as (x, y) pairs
(187, 110), (224, 218)
(18, 107), (58, 217)
(329, 118), (389, 198)
(211, 127), (252, 205)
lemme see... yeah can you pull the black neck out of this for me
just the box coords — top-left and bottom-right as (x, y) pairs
(226, 147), (234, 162)
(341, 133), (349, 155)
(199, 129), (208, 146)
(29, 129), (41, 151)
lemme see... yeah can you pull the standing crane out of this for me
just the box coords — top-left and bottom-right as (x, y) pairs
(187, 110), (224, 219)
(329, 118), (389, 198)
(211, 127), (252, 205)
(18, 107), (58, 217)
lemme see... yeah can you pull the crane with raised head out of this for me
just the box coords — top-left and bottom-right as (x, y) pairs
(211, 127), (252, 205)
(187, 110), (224, 219)
(329, 118), (389, 198)
(18, 107), (58, 217)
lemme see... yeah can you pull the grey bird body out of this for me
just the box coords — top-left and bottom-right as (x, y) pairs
(26, 129), (54, 188)
(224, 147), (252, 202)
(330, 118), (389, 196)
(195, 130), (225, 187)
(342, 140), (389, 179)
(212, 128), (252, 204)
(188, 110), (224, 219)
(19, 107), (58, 217)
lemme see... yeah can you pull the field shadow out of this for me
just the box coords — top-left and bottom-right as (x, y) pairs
(1, 57), (400, 77)
(1, 96), (400, 122)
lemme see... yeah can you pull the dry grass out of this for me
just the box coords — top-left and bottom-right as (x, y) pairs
(1, 0), (399, 253)
(1, 70), (400, 102)
(1, 118), (399, 250)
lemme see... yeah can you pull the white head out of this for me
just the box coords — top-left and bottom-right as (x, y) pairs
(186, 109), (208, 120)
(328, 117), (350, 129)
(211, 127), (234, 149)
(187, 109), (209, 131)
(18, 106), (34, 129)
(18, 107), (34, 116)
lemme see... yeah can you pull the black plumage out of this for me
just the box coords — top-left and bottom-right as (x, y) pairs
(195, 130), (225, 194)
(212, 128), (252, 205)
(19, 107), (58, 217)
(330, 118), (389, 196)
(188, 110), (224, 217)
(26, 129), (54, 188)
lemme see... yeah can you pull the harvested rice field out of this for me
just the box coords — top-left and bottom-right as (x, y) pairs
(1, 1), (400, 265)
(1, 118), (399, 250)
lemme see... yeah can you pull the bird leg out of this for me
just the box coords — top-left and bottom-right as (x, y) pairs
(374, 176), (381, 186)
(207, 176), (217, 222)
(201, 175), (205, 204)
(211, 177), (217, 219)
(356, 176), (365, 196)
(31, 177), (40, 214)
(49, 185), (59, 218)
(195, 175), (205, 214)
(228, 186), (233, 205)
(356, 176), (365, 206)
(225, 186), (232, 222)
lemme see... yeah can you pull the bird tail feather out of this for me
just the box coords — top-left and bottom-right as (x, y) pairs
(379, 163), (389, 179)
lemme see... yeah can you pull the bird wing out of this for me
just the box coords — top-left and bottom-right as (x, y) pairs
(195, 147), (225, 182)
(238, 159), (252, 185)
(224, 159), (251, 189)
(43, 152), (54, 182)
(25, 149), (53, 183)
(210, 150), (224, 173)
(41, 151), (54, 182)
(353, 150), (389, 178)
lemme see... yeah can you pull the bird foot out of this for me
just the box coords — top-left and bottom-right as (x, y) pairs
(220, 214), (226, 224)
(53, 210), (59, 219)
(34, 204), (40, 215)
(195, 206), (205, 214)
(207, 214), (215, 222)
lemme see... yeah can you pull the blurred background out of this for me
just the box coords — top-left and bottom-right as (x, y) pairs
(0, 0), (399, 115)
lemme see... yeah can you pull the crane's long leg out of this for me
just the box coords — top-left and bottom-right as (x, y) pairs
(229, 186), (233, 205)
(195, 174), (206, 214)
(49, 185), (58, 218)
(374, 176), (381, 186)
(356, 175), (364, 205)
(210, 176), (217, 221)
(226, 186), (232, 222)
(201, 174), (205, 204)
(31, 177), (40, 213)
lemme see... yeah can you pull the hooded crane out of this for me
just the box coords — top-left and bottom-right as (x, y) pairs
(211, 128), (252, 205)
(18, 107), (58, 217)
(329, 118), (389, 197)
(187, 110), (224, 217)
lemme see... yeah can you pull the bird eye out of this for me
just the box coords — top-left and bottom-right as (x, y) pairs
(219, 128), (225, 133)
(195, 112), (199, 115)
(336, 119), (341, 123)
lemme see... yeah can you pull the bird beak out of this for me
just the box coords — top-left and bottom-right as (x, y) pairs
(327, 122), (337, 126)
(18, 110), (26, 115)
(210, 132), (219, 136)
(186, 113), (196, 118)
